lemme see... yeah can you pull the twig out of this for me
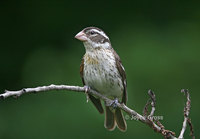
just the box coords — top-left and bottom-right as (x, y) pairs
(143, 90), (156, 118)
(143, 90), (156, 117)
(143, 90), (156, 123)
(0, 85), (194, 138)
(143, 90), (176, 139)
(178, 89), (194, 139)
(143, 98), (151, 116)
(148, 89), (156, 117)
(187, 118), (195, 139)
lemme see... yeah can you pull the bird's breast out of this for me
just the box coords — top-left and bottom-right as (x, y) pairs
(83, 49), (123, 99)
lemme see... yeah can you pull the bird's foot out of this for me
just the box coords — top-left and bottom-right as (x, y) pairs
(84, 85), (90, 103)
(106, 98), (119, 109)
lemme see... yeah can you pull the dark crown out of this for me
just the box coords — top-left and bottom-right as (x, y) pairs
(83, 27), (110, 44)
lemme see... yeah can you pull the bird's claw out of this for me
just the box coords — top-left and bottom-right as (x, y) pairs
(108, 98), (119, 109)
(84, 85), (90, 103)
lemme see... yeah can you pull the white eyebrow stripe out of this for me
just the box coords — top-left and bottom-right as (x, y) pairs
(91, 29), (109, 39)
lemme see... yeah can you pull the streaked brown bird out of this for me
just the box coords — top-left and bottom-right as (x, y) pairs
(75, 27), (127, 131)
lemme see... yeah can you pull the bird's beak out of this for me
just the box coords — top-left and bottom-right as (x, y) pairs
(75, 31), (87, 42)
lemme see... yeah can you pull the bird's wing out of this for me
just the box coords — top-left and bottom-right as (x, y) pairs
(80, 57), (104, 114)
(80, 57), (85, 85)
(112, 49), (127, 105)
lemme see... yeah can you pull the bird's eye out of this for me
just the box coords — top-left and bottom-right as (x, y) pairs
(90, 31), (95, 35)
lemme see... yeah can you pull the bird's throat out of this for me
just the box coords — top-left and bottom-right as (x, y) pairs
(84, 53), (99, 65)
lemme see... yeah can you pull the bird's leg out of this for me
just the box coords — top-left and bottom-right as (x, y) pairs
(83, 85), (90, 103)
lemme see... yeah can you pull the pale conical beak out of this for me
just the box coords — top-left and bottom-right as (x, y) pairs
(75, 31), (87, 42)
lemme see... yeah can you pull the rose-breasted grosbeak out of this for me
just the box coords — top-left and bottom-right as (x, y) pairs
(75, 27), (127, 131)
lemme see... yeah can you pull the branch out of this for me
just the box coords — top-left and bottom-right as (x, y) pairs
(178, 89), (195, 139)
(143, 90), (176, 139)
(0, 85), (194, 138)
(143, 90), (156, 117)
(148, 90), (156, 117)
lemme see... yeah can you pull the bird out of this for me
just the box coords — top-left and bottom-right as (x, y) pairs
(75, 27), (127, 131)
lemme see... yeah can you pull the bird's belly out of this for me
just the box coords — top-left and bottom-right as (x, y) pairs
(84, 60), (123, 99)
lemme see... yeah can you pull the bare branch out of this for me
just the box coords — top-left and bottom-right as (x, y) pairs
(148, 89), (156, 117)
(178, 89), (194, 139)
(0, 84), (162, 135)
(143, 98), (151, 116)
(0, 84), (149, 122)
(143, 90), (176, 139)
(187, 118), (195, 139)
(0, 85), (194, 139)
(143, 90), (156, 117)
(1, 85), (85, 99)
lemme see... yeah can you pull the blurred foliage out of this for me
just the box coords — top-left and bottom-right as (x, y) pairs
(0, 0), (200, 139)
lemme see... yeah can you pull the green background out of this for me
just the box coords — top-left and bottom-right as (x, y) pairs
(0, 0), (199, 138)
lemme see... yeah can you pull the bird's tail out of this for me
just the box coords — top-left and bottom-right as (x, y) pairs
(115, 107), (127, 131)
(104, 106), (127, 131)
(105, 106), (116, 131)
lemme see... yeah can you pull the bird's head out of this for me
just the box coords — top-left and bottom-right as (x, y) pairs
(75, 27), (111, 51)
